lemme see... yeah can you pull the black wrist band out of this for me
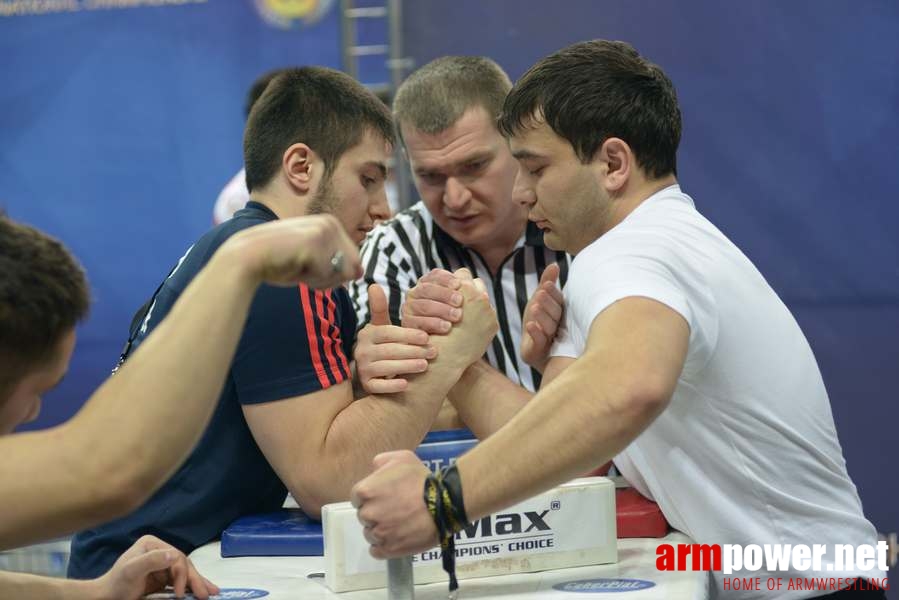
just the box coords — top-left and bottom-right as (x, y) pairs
(440, 464), (469, 528)
(423, 470), (460, 596)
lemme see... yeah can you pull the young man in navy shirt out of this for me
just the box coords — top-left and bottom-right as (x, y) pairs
(69, 67), (499, 578)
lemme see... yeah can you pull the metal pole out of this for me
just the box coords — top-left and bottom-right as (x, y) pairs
(339, 0), (358, 80)
(386, 0), (413, 210)
(387, 556), (415, 600)
(386, 0), (405, 91)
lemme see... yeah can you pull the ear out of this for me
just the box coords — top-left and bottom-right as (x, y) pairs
(596, 137), (632, 194)
(281, 143), (319, 195)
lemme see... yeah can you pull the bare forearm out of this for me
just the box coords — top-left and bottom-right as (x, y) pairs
(431, 400), (465, 431)
(457, 354), (664, 520)
(304, 357), (468, 511)
(448, 360), (531, 439)
(0, 248), (261, 547)
(0, 571), (97, 600)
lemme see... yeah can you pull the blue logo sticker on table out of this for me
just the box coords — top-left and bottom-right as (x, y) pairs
(147, 590), (270, 599)
(553, 578), (656, 593)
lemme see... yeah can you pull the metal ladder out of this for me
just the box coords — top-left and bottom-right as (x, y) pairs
(340, 0), (413, 209)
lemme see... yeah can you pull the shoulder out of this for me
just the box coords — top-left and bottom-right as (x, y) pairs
(173, 207), (277, 287)
(194, 211), (266, 260)
(574, 196), (694, 270)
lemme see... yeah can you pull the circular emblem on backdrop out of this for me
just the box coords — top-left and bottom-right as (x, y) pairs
(252, 0), (336, 28)
(552, 578), (657, 593)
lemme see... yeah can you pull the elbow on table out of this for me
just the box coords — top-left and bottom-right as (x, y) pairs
(283, 472), (349, 521)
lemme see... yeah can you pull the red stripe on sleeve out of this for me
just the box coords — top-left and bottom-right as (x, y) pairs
(299, 284), (330, 388)
(314, 290), (343, 382)
(326, 290), (351, 378)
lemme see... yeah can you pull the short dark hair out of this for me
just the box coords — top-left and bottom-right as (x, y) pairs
(243, 67), (395, 193)
(499, 40), (681, 179)
(0, 215), (90, 395)
(244, 69), (288, 119)
(393, 56), (511, 145)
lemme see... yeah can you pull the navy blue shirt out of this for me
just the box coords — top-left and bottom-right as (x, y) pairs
(68, 202), (356, 578)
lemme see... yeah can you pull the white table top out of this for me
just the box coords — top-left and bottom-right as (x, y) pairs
(164, 532), (707, 599)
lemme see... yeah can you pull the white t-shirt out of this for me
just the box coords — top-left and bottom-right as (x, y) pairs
(552, 185), (883, 599)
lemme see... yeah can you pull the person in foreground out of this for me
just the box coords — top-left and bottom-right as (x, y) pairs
(0, 212), (361, 598)
(350, 40), (886, 599)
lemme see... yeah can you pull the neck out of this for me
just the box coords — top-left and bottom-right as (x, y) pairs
(605, 175), (678, 235)
(249, 187), (306, 220)
(471, 210), (530, 275)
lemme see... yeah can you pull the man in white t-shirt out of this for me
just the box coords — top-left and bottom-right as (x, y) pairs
(350, 40), (887, 599)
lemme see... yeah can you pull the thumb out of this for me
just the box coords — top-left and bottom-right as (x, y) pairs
(368, 284), (390, 326)
(539, 263), (560, 287)
(453, 267), (474, 282)
(120, 549), (176, 581)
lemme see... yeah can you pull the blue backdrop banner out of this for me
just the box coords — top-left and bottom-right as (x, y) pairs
(1, 0), (341, 429)
(2, 0), (896, 580)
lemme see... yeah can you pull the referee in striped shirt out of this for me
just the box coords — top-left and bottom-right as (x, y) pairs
(348, 56), (570, 397)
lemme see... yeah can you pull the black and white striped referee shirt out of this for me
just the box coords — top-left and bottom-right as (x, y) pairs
(348, 201), (570, 392)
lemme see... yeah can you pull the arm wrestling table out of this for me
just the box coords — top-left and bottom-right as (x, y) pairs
(151, 432), (707, 599)
(167, 531), (707, 600)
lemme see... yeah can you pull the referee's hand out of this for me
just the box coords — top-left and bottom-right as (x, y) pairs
(521, 263), (564, 373)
